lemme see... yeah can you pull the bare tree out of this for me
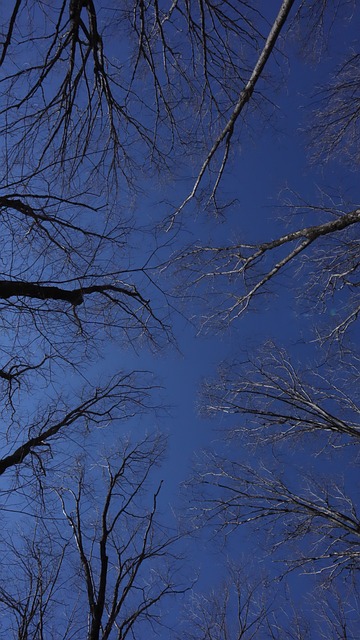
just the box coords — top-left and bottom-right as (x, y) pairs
(178, 563), (276, 640)
(172, 204), (360, 338)
(312, 581), (360, 640)
(309, 51), (360, 165)
(187, 342), (360, 623)
(0, 433), (189, 639)
(0, 1), (272, 193)
(0, 1), (359, 637)
(0, 0), (341, 422)
(179, 559), (360, 639)
(291, 0), (356, 60)
(167, 0), (296, 223)
(188, 329), (360, 622)
(190, 451), (360, 582)
(201, 343), (360, 449)
(0, 524), (72, 638)
(0, 370), (158, 501)
(0, 0), (288, 478)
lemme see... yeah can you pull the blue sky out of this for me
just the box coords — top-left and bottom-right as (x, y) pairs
(97, 3), (360, 624)
(0, 1), (359, 636)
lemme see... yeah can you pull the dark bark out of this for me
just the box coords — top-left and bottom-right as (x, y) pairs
(0, 281), (148, 307)
(0, 281), (84, 305)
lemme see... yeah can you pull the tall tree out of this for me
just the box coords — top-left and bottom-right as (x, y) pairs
(0, 433), (188, 639)
(1, 1), (359, 636)
(170, 0), (360, 631)
(0, 0), (287, 485)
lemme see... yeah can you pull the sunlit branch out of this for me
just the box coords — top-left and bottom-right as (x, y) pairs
(168, 0), (296, 226)
(202, 343), (360, 447)
(175, 208), (360, 327)
(191, 457), (360, 579)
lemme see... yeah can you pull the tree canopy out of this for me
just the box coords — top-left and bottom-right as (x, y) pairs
(0, 1), (359, 638)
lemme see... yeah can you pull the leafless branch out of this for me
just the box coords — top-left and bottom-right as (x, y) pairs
(202, 342), (360, 449)
(173, 208), (360, 332)
(190, 455), (360, 582)
(0, 371), (157, 479)
(167, 0), (296, 226)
